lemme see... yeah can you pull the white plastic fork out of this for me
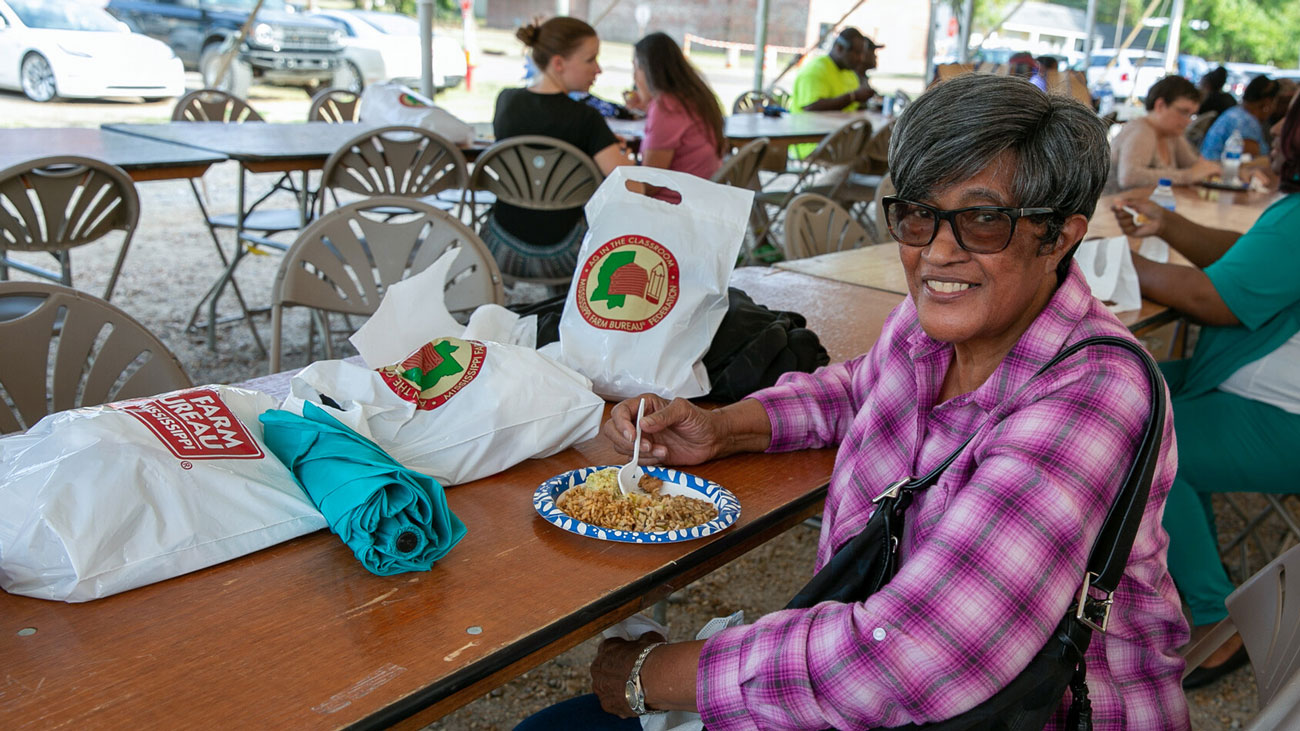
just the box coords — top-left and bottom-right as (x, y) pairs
(617, 398), (647, 497)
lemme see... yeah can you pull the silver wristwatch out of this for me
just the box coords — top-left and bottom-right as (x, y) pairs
(624, 641), (668, 716)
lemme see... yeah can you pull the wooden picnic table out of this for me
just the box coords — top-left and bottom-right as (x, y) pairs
(0, 266), (904, 730)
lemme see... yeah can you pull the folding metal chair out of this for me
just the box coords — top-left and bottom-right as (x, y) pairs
(711, 138), (770, 264)
(0, 156), (139, 302)
(0, 282), (191, 434)
(782, 193), (872, 260)
(307, 88), (362, 123)
(269, 197), (503, 373)
(317, 125), (470, 218)
(732, 90), (783, 115)
(1183, 543), (1300, 729)
(468, 135), (603, 288)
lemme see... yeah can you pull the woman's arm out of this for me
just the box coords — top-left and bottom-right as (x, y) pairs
(1131, 255), (1241, 326)
(593, 142), (635, 175)
(1115, 126), (1218, 188)
(1113, 198), (1241, 267)
(641, 148), (676, 170)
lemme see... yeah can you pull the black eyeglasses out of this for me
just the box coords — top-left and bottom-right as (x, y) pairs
(882, 196), (1058, 254)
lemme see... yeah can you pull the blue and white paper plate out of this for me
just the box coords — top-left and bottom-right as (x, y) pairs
(533, 465), (741, 543)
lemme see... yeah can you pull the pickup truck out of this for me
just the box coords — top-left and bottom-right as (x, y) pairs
(107, 0), (344, 97)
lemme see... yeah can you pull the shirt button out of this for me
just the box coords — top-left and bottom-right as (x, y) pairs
(872, 627), (887, 641)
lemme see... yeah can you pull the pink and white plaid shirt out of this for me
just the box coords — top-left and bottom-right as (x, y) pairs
(697, 264), (1190, 730)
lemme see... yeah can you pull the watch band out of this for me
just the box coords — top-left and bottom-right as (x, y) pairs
(625, 641), (668, 716)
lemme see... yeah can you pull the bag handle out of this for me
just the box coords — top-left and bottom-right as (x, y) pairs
(884, 336), (1164, 632)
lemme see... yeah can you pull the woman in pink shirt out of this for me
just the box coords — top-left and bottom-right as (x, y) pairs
(632, 33), (725, 179)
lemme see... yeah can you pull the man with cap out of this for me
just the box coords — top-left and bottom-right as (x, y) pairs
(790, 27), (881, 114)
(788, 28), (881, 158)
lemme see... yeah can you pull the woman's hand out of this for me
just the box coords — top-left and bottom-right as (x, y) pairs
(1188, 158), (1222, 182)
(591, 634), (666, 718)
(1112, 197), (1164, 238)
(601, 395), (727, 466)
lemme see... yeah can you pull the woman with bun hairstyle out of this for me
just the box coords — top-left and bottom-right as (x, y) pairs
(487, 17), (631, 281)
(631, 32), (726, 179)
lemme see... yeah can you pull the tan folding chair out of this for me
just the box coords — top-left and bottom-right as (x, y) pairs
(732, 90), (783, 115)
(317, 125), (470, 217)
(468, 135), (603, 287)
(1186, 111), (1219, 149)
(0, 282), (191, 434)
(1183, 543), (1300, 729)
(172, 88), (263, 123)
(712, 138), (771, 264)
(269, 197), (504, 373)
(1219, 493), (1300, 583)
(753, 118), (873, 254)
(870, 173), (895, 243)
(934, 63), (975, 83)
(307, 88), (361, 123)
(783, 193), (872, 260)
(0, 156), (140, 302)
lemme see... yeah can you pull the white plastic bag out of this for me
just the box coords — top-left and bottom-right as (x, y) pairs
(1075, 236), (1142, 313)
(0, 386), (326, 602)
(357, 81), (475, 146)
(557, 167), (754, 400)
(282, 337), (604, 486)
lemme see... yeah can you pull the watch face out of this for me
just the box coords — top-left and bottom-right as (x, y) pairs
(625, 679), (638, 710)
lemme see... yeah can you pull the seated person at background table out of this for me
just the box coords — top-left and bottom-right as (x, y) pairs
(1270, 78), (1297, 128)
(1113, 92), (1300, 690)
(1200, 75), (1280, 162)
(488, 17), (632, 280)
(1009, 51), (1047, 91)
(1105, 75), (1221, 193)
(790, 28), (878, 114)
(630, 32), (726, 180)
(1197, 66), (1237, 117)
(515, 73), (1188, 731)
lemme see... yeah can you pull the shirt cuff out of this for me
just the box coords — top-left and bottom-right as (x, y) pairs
(696, 626), (755, 731)
(750, 377), (818, 453)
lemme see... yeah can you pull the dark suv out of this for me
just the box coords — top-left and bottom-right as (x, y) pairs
(107, 0), (343, 97)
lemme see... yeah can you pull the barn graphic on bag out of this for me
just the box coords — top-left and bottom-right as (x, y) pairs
(575, 234), (680, 332)
(377, 337), (487, 410)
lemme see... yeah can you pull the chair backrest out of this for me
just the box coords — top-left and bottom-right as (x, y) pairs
(805, 118), (873, 169)
(271, 197), (504, 370)
(783, 192), (871, 259)
(318, 125), (470, 213)
(711, 137), (769, 190)
(769, 86), (792, 108)
(308, 88), (361, 123)
(468, 135), (603, 211)
(1064, 70), (1092, 107)
(1186, 110), (1218, 148)
(934, 63), (975, 83)
(171, 88), (263, 123)
(0, 156), (139, 256)
(872, 172), (895, 243)
(0, 282), (191, 434)
(1230, 543), (1300, 711)
(732, 90), (780, 115)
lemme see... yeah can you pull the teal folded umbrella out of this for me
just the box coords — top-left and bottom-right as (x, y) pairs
(259, 403), (466, 576)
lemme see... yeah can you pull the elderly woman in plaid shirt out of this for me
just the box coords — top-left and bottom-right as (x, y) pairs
(519, 74), (1190, 730)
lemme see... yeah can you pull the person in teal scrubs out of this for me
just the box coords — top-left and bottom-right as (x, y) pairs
(1113, 91), (1300, 689)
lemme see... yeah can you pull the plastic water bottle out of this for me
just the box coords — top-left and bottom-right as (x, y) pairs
(1222, 130), (1244, 185)
(1141, 179), (1175, 262)
(1150, 179), (1176, 212)
(1097, 83), (1115, 117)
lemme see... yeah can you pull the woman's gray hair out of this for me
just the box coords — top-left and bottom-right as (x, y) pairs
(888, 74), (1109, 263)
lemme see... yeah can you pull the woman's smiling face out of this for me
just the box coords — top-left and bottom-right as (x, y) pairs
(899, 157), (1073, 350)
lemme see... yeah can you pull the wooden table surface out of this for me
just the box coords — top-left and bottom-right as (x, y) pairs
(0, 267), (899, 730)
(0, 127), (226, 182)
(776, 186), (1280, 333)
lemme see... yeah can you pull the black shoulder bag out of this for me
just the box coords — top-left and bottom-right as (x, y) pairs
(785, 337), (1167, 731)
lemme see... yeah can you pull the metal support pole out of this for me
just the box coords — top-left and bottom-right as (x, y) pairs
(1082, 0), (1098, 62)
(752, 0), (770, 91)
(1114, 0), (1128, 48)
(957, 0), (974, 64)
(418, 0), (435, 99)
(924, 0), (938, 86)
(1165, 0), (1185, 73)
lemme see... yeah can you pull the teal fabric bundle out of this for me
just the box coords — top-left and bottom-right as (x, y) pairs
(260, 403), (466, 576)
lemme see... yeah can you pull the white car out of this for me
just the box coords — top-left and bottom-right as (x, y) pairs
(0, 0), (184, 102)
(1087, 48), (1166, 102)
(312, 9), (466, 94)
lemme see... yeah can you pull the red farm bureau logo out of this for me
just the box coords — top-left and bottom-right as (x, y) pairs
(377, 337), (486, 411)
(575, 235), (680, 332)
(118, 389), (263, 460)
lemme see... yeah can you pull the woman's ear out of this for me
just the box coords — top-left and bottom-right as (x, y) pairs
(1045, 214), (1090, 272)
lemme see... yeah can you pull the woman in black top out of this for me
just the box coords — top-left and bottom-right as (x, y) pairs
(1197, 66), (1237, 117)
(487, 18), (631, 281)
